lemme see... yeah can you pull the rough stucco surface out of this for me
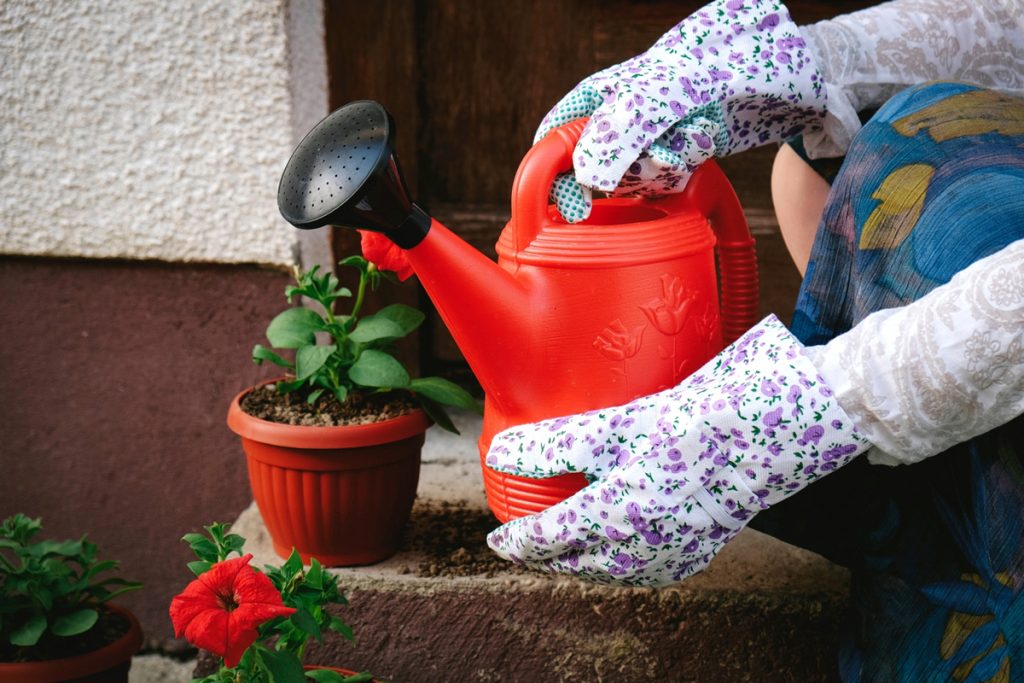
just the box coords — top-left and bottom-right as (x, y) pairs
(1, 0), (304, 265)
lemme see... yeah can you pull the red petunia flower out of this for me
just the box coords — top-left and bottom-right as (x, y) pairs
(360, 230), (415, 281)
(169, 554), (295, 667)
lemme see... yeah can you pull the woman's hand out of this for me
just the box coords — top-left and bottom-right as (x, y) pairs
(539, 0), (826, 222)
(486, 316), (869, 586)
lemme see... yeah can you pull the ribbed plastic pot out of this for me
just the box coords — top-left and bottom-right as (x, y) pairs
(0, 604), (142, 683)
(227, 387), (428, 566)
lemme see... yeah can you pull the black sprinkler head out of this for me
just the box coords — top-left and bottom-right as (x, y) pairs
(277, 100), (430, 248)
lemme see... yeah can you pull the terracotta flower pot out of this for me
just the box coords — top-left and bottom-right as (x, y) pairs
(227, 387), (428, 566)
(0, 604), (142, 683)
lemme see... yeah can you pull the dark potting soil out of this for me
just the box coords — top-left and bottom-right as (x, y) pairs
(402, 500), (528, 579)
(0, 604), (130, 663)
(240, 383), (417, 427)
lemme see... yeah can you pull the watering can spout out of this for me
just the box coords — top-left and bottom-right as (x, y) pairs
(276, 100), (533, 411)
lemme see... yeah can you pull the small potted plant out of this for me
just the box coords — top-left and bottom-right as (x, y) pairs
(170, 523), (374, 682)
(227, 254), (479, 566)
(0, 514), (143, 682)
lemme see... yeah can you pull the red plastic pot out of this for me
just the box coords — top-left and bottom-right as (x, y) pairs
(227, 387), (429, 566)
(0, 604), (142, 683)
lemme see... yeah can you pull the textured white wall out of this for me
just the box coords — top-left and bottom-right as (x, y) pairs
(1, 0), (326, 266)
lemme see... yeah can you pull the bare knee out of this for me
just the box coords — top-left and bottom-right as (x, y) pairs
(771, 144), (831, 277)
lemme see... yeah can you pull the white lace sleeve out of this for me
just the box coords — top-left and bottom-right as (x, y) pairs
(799, 0), (1024, 158)
(805, 240), (1024, 466)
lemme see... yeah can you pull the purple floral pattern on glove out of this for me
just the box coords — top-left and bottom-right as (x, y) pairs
(485, 315), (870, 587)
(537, 0), (826, 223)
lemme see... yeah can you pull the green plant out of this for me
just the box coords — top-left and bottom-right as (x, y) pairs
(173, 523), (370, 682)
(252, 256), (479, 432)
(0, 514), (141, 651)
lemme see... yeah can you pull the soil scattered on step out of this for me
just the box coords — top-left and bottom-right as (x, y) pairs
(403, 500), (528, 578)
(240, 383), (416, 427)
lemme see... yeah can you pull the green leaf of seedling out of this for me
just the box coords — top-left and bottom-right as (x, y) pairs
(187, 560), (213, 577)
(296, 345), (336, 381)
(328, 615), (355, 641)
(253, 344), (294, 369)
(338, 255), (369, 275)
(52, 608), (98, 637)
(339, 673), (375, 683)
(307, 388), (325, 404)
(332, 384), (349, 404)
(305, 670), (347, 683)
(281, 549), (303, 580)
(416, 396), (458, 435)
(256, 645), (306, 683)
(349, 350), (409, 388)
(348, 316), (404, 344)
(182, 535), (219, 563)
(266, 308), (323, 349)
(409, 377), (480, 413)
(10, 614), (46, 647)
(222, 533), (246, 557)
(290, 609), (322, 643)
(375, 304), (425, 336)
(31, 539), (82, 558)
(276, 377), (309, 394)
(305, 559), (324, 590)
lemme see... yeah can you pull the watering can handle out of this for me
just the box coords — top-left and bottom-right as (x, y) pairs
(676, 162), (759, 345)
(511, 119), (758, 345)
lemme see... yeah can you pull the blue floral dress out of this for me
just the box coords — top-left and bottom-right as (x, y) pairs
(751, 81), (1024, 682)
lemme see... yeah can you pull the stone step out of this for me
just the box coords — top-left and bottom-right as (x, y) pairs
(232, 410), (850, 682)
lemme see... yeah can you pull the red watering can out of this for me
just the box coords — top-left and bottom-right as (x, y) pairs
(278, 101), (758, 523)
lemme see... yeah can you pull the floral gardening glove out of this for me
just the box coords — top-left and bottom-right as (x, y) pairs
(485, 315), (871, 586)
(539, 0), (826, 222)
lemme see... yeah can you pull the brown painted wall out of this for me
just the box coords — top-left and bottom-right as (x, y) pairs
(0, 257), (289, 647)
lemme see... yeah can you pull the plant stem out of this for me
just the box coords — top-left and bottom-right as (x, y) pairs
(350, 267), (370, 320)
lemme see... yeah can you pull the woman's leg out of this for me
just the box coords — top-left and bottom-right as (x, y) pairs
(771, 143), (832, 276)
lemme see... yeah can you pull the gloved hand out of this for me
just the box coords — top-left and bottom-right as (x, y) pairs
(539, 0), (826, 222)
(486, 315), (870, 586)
(486, 241), (1024, 585)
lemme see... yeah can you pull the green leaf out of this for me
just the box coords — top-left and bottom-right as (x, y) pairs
(375, 304), (425, 336)
(256, 645), (306, 683)
(31, 539), (82, 557)
(332, 384), (349, 404)
(305, 559), (324, 590)
(348, 316), (404, 344)
(253, 344), (294, 368)
(296, 345), (336, 381)
(266, 308), (323, 349)
(52, 608), (98, 637)
(349, 350), (409, 388)
(290, 609), (322, 642)
(304, 671), (345, 683)
(187, 560), (213, 577)
(306, 671), (373, 683)
(338, 255), (369, 274)
(409, 377), (480, 412)
(281, 549), (303, 580)
(416, 395), (458, 435)
(307, 388), (325, 404)
(276, 377), (309, 394)
(10, 614), (46, 646)
(182, 535), (218, 562)
(329, 615), (355, 641)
